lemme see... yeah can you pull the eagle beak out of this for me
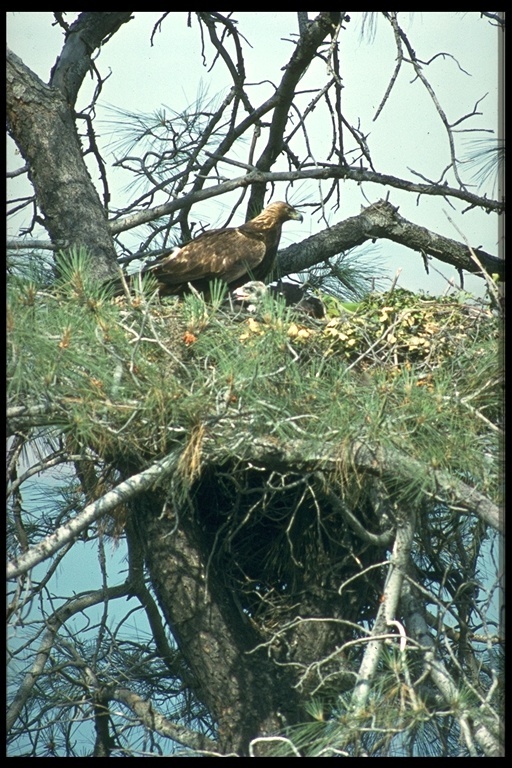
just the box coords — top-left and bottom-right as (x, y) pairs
(232, 281), (267, 302)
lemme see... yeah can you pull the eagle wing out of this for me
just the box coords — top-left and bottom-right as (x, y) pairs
(144, 227), (266, 291)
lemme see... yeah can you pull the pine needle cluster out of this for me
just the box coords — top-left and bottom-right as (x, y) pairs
(8, 253), (500, 569)
(8, 251), (501, 510)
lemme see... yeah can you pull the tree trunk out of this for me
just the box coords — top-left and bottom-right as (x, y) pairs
(7, 36), (126, 282)
(139, 492), (304, 754)
(137, 454), (386, 755)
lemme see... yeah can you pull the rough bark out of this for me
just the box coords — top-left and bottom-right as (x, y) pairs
(276, 200), (504, 281)
(136, 443), (392, 755)
(139, 494), (304, 754)
(49, 12), (133, 106)
(6, 12), (133, 282)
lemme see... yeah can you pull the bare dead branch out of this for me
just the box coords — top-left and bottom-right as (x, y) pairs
(373, 12), (404, 121)
(7, 449), (181, 579)
(383, 13), (467, 189)
(108, 165), (503, 239)
(106, 685), (218, 752)
(248, 12), (341, 215)
(276, 199), (503, 281)
(49, 12), (134, 106)
(7, 583), (131, 732)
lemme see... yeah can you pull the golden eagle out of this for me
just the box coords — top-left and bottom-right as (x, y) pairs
(142, 201), (303, 295)
(232, 280), (326, 318)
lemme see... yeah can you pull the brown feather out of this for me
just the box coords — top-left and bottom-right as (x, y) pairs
(142, 201), (303, 295)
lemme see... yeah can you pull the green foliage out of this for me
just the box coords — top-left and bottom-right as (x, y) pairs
(302, 245), (386, 302)
(265, 641), (500, 757)
(461, 138), (504, 196)
(7, 260), (502, 684)
(8, 258), (501, 508)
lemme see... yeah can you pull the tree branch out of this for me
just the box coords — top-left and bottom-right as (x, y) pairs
(50, 12), (133, 106)
(7, 584), (130, 732)
(109, 166), (503, 237)
(276, 199), (504, 281)
(401, 574), (503, 756)
(247, 11), (340, 215)
(220, 433), (501, 533)
(351, 508), (415, 711)
(7, 450), (181, 579)
(107, 686), (218, 753)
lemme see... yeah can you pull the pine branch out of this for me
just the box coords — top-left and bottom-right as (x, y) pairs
(105, 686), (218, 753)
(223, 434), (501, 533)
(7, 450), (181, 579)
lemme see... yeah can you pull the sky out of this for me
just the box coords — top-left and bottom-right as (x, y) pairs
(7, 12), (502, 294)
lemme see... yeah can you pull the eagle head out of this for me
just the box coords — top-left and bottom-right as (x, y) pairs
(259, 201), (303, 225)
